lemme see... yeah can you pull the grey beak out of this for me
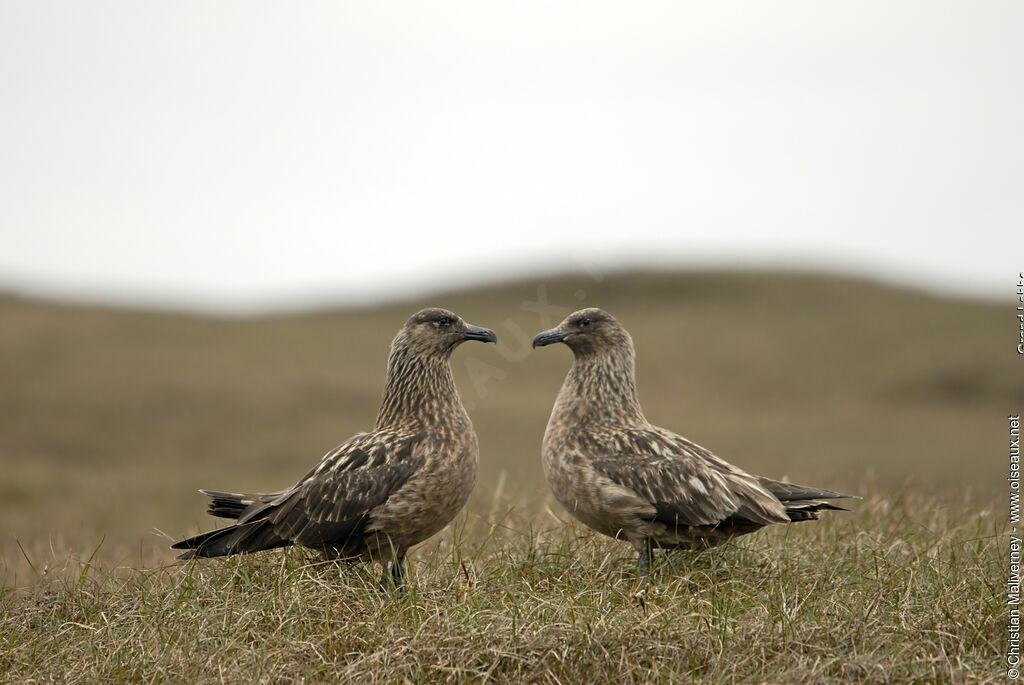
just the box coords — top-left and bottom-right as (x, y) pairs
(532, 328), (567, 348)
(462, 323), (498, 343)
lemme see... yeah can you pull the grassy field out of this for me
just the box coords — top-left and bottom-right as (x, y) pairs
(0, 270), (1016, 682)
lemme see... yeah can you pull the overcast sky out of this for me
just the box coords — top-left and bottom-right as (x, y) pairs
(1, 1), (1020, 312)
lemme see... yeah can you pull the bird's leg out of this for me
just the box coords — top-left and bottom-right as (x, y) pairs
(378, 549), (406, 593)
(635, 540), (655, 576)
(390, 556), (406, 587)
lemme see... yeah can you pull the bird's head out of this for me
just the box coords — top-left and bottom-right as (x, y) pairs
(531, 308), (633, 357)
(397, 307), (497, 356)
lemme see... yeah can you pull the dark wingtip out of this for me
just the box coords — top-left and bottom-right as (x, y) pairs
(820, 492), (861, 500)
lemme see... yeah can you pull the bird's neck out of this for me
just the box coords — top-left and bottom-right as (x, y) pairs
(375, 345), (467, 430)
(554, 349), (647, 428)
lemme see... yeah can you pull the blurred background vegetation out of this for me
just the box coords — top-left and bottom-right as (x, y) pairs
(0, 270), (1017, 582)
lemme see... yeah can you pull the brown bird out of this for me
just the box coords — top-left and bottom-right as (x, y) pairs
(532, 308), (855, 573)
(172, 308), (497, 589)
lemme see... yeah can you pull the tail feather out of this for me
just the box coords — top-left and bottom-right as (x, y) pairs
(199, 489), (281, 520)
(782, 499), (849, 522)
(756, 478), (857, 524)
(171, 518), (291, 560)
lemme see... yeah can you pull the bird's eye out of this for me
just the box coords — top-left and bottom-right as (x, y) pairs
(436, 317), (451, 327)
(579, 318), (591, 327)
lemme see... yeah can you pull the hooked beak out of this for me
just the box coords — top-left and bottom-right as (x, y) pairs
(462, 323), (498, 343)
(531, 327), (567, 348)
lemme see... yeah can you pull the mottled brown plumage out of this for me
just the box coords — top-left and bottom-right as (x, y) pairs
(533, 308), (856, 573)
(172, 308), (496, 588)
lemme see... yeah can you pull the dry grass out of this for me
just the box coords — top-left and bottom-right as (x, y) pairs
(1, 497), (1003, 682)
(0, 270), (1015, 682)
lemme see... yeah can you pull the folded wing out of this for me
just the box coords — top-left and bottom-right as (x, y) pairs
(588, 429), (831, 531)
(172, 430), (423, 559)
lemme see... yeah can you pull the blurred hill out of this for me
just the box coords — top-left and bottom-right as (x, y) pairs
(0, 270), (1017, 574)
